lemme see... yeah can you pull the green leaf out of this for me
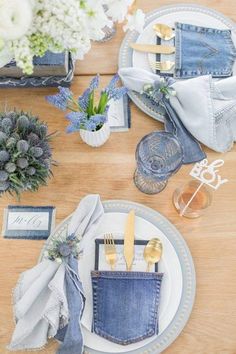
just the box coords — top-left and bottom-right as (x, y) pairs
(87, 91), (94, 117)
(97, 92), (108, 114)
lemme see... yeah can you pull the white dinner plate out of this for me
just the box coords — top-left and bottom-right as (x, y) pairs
(119, 4), (236, 122)
(79, 211), (183, 352)
(40, 200), (196, 354)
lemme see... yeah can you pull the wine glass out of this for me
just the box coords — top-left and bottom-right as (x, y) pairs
(134, 131), (183, 194)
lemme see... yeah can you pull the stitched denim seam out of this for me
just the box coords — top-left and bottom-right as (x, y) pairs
(91, 273), (163, 345)
(214, 102), (236, 121)
(175, 22), (232, 35)
(91, 271), (164, 280)
(174, 23), (236, 78)
(174, 27), (181, 70)
(93, 279), (160, 345)
(209, 77), (217, 147)
(94, 327), (156, 345)
(147, 279), (159, 331)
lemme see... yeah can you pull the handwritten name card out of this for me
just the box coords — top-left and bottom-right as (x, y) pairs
(2, 206), (56, 240)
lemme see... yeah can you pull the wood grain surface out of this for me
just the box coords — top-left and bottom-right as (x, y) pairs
(0, 1), (236, 354)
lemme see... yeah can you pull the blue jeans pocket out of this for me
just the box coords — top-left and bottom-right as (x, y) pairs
(175, 22), (236, 78)
(91, 271), (163, 345)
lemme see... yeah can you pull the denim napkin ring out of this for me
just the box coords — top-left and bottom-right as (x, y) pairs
(91, 271), (163, 345)
(175, 22), (236, 78)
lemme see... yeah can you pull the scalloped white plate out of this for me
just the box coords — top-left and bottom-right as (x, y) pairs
(41, 200), (195, 354)
(119, 4), (236, 122)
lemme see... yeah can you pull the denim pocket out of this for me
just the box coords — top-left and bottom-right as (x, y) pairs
(91, 271), (163, 345)
(175, 22), (236, 78)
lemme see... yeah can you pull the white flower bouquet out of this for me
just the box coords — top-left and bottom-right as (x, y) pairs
(0, 0), (145, 75)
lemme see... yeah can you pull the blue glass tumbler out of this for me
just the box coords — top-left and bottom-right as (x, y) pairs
(134, 131), (183, 194)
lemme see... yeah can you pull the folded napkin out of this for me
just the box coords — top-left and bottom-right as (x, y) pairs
(8, 194), (104, 354)
(119, 67), (236, 154)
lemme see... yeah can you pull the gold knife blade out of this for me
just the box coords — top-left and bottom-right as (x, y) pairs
(130, 43), (175, 54)
(124, 210), (135, 271)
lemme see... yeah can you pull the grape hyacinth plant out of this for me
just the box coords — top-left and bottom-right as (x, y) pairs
(46, 74), (127, 146)
(0, 111), (55, 197)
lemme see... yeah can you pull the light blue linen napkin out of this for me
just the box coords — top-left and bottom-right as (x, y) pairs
(8, 195), (104, 354)
(119, 67), (236, 154)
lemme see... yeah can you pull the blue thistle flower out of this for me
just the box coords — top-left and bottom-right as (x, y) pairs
(6, 137), (16, 149)
(27, 133), (39, 145)
(1, 118), (13, 132)
(0, 150), (10, 163)
(16, 157), (28, 169)
(26, 167), (36, 176)
(0, 132), (7, 144)
(29, 147), (43, 158)
(0, 170), (8, 181)
(17, 140), (29, 153)
(17, 115), (29, 130)
(0, 181), (9, 191)
(5, 162), (16, 173)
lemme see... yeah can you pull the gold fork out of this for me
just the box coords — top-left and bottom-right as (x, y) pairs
(104, 233), (117, 270)
(150, 60), (175, 72)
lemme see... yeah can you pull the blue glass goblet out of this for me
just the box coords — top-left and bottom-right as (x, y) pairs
(134, 131), (183, 194)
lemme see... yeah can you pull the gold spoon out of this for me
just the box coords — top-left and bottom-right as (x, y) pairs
(144, 238), (163, 272)
(153, 23), (175, 41)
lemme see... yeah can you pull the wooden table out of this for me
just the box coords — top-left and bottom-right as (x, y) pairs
(0, 1), (236, 353)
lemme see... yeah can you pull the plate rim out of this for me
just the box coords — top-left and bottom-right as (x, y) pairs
(118, 3), (236, 123)
(40, 199), (196, 354)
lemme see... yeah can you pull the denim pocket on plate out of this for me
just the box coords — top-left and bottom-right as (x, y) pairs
(174, 22), (236, 78)
(91, 271), (163, 345)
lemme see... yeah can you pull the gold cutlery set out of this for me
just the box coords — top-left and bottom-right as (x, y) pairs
(104, 210), (163, 271)
(130, 23), (175, 72)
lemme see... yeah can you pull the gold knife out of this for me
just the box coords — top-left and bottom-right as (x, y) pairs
(124, 210), (135, 271)
(130, 43), (175, 54)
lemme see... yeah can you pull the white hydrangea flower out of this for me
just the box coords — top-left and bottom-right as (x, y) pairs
(0, 43), (13, 68)
(104, 0), (134, 23)
(0, 0), (34, 40)
(123, 8), (145, 33)
(85, 1), (113, 40)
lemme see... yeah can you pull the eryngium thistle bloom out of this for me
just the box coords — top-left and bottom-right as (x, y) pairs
(0, 110), (55, 197)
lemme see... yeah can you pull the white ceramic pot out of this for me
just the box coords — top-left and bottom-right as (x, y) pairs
(80, 122), (110, 147)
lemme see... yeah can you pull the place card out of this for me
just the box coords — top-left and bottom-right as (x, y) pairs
(2, 206), (56, 240)
(95, 239), (158, 272)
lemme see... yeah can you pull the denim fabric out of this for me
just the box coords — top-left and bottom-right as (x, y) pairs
(55, 256), (85, 354)
(163, 97), (206, 164)
(91, 271), (163, 345)
(175, 22), (236, 78)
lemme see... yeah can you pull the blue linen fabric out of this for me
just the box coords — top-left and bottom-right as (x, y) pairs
(175, 22), (236, 78)
(55, 255), (85, 354)
(91, 271), (163, 345)
(162, 97), (207, 164)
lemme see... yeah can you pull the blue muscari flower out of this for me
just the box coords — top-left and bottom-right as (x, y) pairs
(104, 74), (120, 94)
(108, 87), (128, 101)
(66, 111), (87, 133)
(78, 75), (99, 111)
(78, 88), (90, 111)
(46, 86), (72, 111)
(66, 111), (87, 125)
(66, 123), (80, 133)
(84, 120), (97, 131)
(89, 74), (100, 91)
(83, 114), (107, 131)
(91, 114), (107, 125)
